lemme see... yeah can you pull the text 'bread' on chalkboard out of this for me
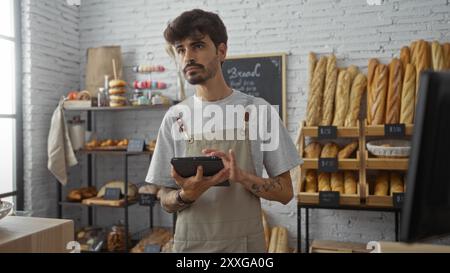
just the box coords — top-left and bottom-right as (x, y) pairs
(222, 53), (287, 123)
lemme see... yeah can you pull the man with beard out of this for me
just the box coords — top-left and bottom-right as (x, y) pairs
(145, 9), (301, 253)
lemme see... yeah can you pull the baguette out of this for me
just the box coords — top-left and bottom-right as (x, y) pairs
(304, 142), (322, 158)
(306, 56), (327, 126)
(370, 64), (389, 125)
(305, 170), (318, 193)
(338, 141), (358, 159)
(320, 55), (338, 126)
(268, 227), (279, 253)
(386, 58), (403, 124)
(390, 172), (404, 194)
(321, 142), (339, 158)
(331, 172), (345, 194)
(443, 43), (450, 70)
(332, 71), (351, 126)
(318, 173), (331, 191)
(347, 65), (359, 84)
(344, 171), (357, 195)
(400, 46), (411, 74)
(374, 171), (389, 196)
(431, 41), (445, 71)
(400, 64), (416, 124)
(261, 211), (271, 252)
(308, 52), (317, 90)
(344, 73), (367, 127)
(410, 41), (418, 67)
(367, 59), (379, 124)
(416, 40), (431, 100)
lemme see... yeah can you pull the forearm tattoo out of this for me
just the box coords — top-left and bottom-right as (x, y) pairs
(160, 188), (190, 213)
(250, 177), (283, 195)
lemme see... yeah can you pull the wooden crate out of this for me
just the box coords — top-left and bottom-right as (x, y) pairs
(299, 121), (360, 138)
(364, 119), (414, 136)
(364, 151), (409, 170)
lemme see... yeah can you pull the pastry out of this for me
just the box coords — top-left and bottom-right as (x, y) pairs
(369, 64), (388, 125)
(367, 59), (379, 124)
(431, 41), (445, 71)
(332, 70), (351, 126)
(305, 170), (318, 193)
(344, 171), (357, 195)
(344, 73), (367, 127)
(318, 173), (331, 191)
(67, 189), (82, 202)
(321, 142), (339, 158)
(304, 142), (322, 158)
(400, 46), (411, 74)
(331, 172), (344, 194)
(400, 64), (416, 124)
(390, 172), (404, 194)
(338, 141), (358, 159)
(320, 54), (338, 126)
(109, 79), (127, 88)
(306, 56), (327, 126)
(109, 87), (127, 95)
(386, 58), (403, 124)
(374, 171), (389, 196)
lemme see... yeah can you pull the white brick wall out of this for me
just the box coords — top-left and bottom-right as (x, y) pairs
(25, 0), (450, 248)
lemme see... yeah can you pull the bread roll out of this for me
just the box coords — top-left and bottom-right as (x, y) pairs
(367, 59), (379, 124)
(431, 41), (445, 71)
(320, 55), (338, 126)
(318, 173), (331, 191)
(344, 73), (367, 127)
(331, 172), (345, 194)
(390, 172), (404, 194)
(306, 56), (327, 126)
(386, 58), (403, 124)
(338, 141), (358, 159)
(416, 40), (431, 99)
(400, 46), (411, 75)
(332, 71), (351, 126)
(443, 43), (450, 70)
(305, 170), (318, 193)
(321, 142), (339, 158)
(344, 171), (357, 195)
(370, 64), (388, 125)
(304, 142), (322, 158)
(374, 171), (389, 196)
(400, 64), (416, 124)
(347, 65), (359, 84)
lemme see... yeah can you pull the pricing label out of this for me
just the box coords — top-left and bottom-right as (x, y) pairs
(127, 139), (145, 152)
(318, 126), (337, 139)
(319, 191), (340, 207)
(139, 193), (157, 206)
(385, 124), (406, 137)
(393, 192), (405, 209)
(104, 188), (121, 200)
(318, 158), (338, 173)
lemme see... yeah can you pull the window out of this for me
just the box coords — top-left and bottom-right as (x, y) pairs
(0, 0), (22, 209)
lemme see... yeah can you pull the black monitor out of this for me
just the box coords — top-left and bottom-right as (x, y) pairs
(400, 71), (450, 242)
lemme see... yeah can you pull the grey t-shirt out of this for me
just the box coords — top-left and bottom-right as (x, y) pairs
(145, 90), (302, 188)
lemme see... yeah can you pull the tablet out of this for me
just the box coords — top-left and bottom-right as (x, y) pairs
(170, 156), (230, 187)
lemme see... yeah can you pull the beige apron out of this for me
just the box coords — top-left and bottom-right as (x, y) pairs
(173, 105), (265, 253)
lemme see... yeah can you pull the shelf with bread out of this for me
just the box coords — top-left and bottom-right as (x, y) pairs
(363, 170), (406, 207)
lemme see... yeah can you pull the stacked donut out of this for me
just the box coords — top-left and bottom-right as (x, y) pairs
(109, 79), (128, 107)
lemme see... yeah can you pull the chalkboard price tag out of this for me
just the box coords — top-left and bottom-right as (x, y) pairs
(319, 191), (340, 207)
(104, 188), (122, 200)
(393, 192), (405, 209)
(385, 124), (406, 137)
(318, 158), (338, 173)
(318, 126), (337, 139)
(139, 193), (156, 206)
(144, 244), (161, 253)
(127, 139), (145, 152)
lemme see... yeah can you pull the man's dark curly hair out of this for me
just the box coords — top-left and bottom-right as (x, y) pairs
(164, 9), (228, 49)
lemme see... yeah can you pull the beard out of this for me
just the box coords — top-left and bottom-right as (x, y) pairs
(183, 56), (219, 85)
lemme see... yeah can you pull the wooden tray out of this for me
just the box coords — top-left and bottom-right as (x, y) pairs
(84, 146), (127, 151)
(364, 184), (393, 207)
(81, 197), (135, 207)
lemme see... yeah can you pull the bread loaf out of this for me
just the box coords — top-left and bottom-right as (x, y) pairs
(332, 71), (351, 126)
(338, 141), (358, 159)
(331, 172), (345, 194)
(390, 172), (404, 194)
(344, 171), (357, 195)
(347, 65), (359, 84)
(416, 40), (431, 99)
(261, 210), (271, 252)
(305, 170), (318, 193)
(304, 142), (322, 158)
(400, 46), (411, 74)
(321, 142), (339, 158)
(344, 73), (367, 127)
(400, 64), (416, 124)
(308, 52), (317, 90)
(410, 41), (418, 67)
(320, 55), (338, 126)
(374, 171), (389, 196)
(318, 173), (331, 191)
(306, 56), (327, 126)
(431, 41), (445, 71)
(367, 59), (379, 125)
(386, 58), (403, 124)
(370, 64), (388, 125)
(443, 43), (450, 70)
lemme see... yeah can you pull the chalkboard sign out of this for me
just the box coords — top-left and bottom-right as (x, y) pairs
(104, 188), (122, 200)
(393, 192), (405, 209)
(385, 124), (406, 137)
(318, 126), (337, 140)
(318, 158), (339, 173)
(222, 53), (287, 123)
(139, 193), (157, 206)
(127, 139), (145, 152)
(319, 191), (340, 207)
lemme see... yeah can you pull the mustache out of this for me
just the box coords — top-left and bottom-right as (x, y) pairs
(183, 63), (204, 73)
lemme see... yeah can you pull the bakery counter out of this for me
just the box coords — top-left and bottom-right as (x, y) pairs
(0, 216), (74, 253)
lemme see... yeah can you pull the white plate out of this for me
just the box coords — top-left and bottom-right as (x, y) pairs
(366, 139), (411, 158)
(0, 201), (13, 221)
